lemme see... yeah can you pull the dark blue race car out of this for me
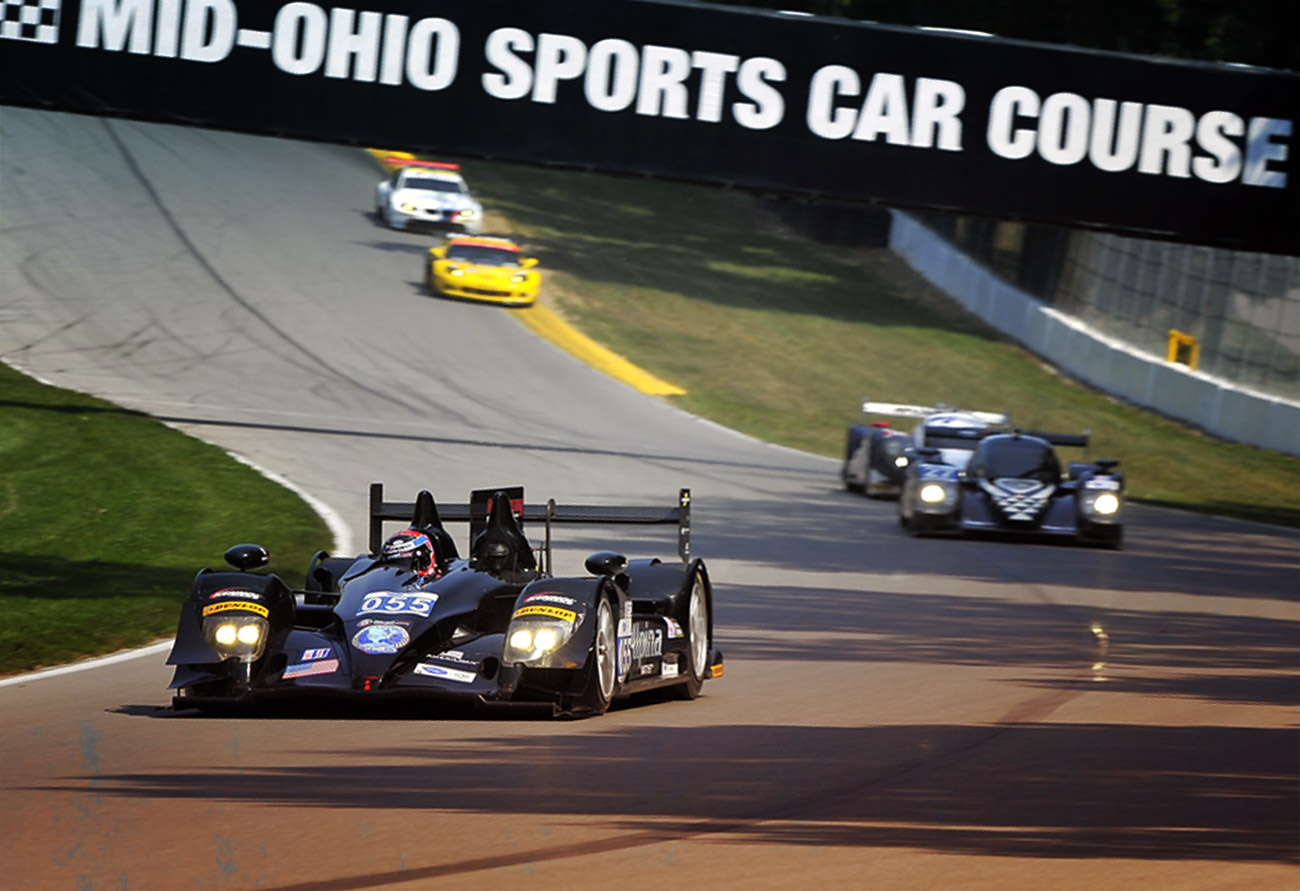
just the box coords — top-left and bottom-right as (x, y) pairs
(898, 430), (1124, 547)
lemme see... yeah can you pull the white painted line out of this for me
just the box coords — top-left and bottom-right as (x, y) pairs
(0, 640), (173, 688)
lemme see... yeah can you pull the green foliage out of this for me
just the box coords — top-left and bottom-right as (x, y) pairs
(0, 363), (329, 675)
(705, 0), (1297, 71)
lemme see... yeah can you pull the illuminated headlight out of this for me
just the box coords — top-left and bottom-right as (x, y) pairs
(894, 455), (909, 468)
(400, 203), (416, 212)
(919, 483), (947, 504)
(458, 209), (475, 219)
(203, 615), (269, 663)
(1093, 493), (1120, 515)
(1082, 479), (1123, 521)
(503, 620), (575, 665)
(510, 273), (528, 283)
(449, 267), (465, 277)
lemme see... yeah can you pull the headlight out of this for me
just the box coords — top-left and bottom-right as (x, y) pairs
(919, 483), (947, 504)
(202, 614), (269, 663)
(458, 209), (475, 219)
(450, 267), (464, 277)
(894, 455), (909, 468)
(400, 203), (416, 212)
(504, 614), (578, 666)
(1092, 493), (1120, 515)
(510, 273), (528, 283)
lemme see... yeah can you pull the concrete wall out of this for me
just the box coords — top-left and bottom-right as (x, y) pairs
(889, 213), (1300, 458)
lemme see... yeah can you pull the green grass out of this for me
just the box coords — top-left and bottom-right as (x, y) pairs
(0, 363), (329, 676)
(463, 159), (1300, 528)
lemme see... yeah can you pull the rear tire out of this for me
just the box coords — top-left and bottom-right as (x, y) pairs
(675, 573), (709, 700)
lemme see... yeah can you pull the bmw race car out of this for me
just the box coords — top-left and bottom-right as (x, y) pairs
(425, 236), (541, 307)
(898, 429), (1125, 547)
(842, 401), (1008, 496)
(167, 484), (721, 718)
(375, 159), (483, 234)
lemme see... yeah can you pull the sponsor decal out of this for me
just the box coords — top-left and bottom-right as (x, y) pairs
(523, 592), (577, 607)
(201, 600), (269, 618)
(664, 618), (683, 639)
(283, 658), (339, 679)
(981, 478), (1055, 521)
(209, 587), (262, 600)
(1084, 478), (1121, 490)
(427, 650), (477, 666)
(630, 623), (663, 659)
(302, 647), (331, 661)
(414, 663), (476, 684)
(639, 663), (656, 676)
(351, 623), (410, 655)
(661, 660), (679, 679)
(622, 601), (632, 620)
(513, 604), (576, 623)
(617, 635), (631, 679)
(357, 592), (437, 617)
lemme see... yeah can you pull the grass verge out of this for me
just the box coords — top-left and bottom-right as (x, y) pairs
(460, 158), (1300, 528)
(0, 362), (329, 676)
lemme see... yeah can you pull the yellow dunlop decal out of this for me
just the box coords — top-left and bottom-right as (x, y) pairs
(513, 604), (577, 623)
(202, 601), (270, 618)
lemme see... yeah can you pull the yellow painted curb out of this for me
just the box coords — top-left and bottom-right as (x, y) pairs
(515, 304), (686, 397)
(366, 148), (686, 397)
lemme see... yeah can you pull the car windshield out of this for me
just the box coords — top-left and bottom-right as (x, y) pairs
(974, 438), (1061, 482)
(446, 245), (519, 267)
(402, 177), (463, 193)
(924, 429), (985, 450)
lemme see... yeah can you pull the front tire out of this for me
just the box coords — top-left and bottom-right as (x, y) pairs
(573, 596), (616, 717)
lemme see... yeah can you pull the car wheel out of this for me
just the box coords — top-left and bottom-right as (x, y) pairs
(574, 596), (616, 717)
(674, 573), (709, 700)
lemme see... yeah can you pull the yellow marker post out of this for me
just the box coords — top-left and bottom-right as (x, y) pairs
(1166, 329), (1200, 370)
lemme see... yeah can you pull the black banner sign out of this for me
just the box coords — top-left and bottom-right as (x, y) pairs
(2, 0), (1296, 254)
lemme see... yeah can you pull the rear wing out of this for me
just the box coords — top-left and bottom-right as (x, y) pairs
(368, 482), (692, 573)
(861, 400), (1009, 427)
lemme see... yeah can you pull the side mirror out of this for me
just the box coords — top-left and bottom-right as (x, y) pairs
(584, 550), (628, 577)
(225, 544), (270, 571)
(429, 246), (447, 259)
(521, 257), (539, 269)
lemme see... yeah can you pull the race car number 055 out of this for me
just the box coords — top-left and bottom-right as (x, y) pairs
(358, 593), (437, 617)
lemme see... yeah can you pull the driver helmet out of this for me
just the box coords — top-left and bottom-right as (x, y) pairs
(380, 529), (438, 578)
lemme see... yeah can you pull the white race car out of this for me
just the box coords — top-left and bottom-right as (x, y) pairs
(375, 159), (483, 234)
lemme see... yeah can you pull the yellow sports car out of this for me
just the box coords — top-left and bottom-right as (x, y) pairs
(425, 236), (540, 307)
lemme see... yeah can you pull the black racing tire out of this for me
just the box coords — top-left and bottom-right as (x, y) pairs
(573, 596), (616, 717)
(674, 573), (710, 700)
(425, 263), (437, 295)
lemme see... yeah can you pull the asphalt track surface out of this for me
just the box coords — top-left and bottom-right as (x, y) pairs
(1, 107), (1297, 891)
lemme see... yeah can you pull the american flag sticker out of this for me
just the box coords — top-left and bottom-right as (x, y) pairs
(284, 659), (340, 679)
(302, 647), (332, 661)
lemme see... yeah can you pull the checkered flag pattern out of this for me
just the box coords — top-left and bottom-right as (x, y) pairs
(0, 0), (60, 43)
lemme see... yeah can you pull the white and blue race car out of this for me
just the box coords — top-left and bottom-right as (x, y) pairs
(375, 159), (483, 234)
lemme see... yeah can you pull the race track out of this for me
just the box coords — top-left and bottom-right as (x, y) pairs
(1, 107), (1296, 891)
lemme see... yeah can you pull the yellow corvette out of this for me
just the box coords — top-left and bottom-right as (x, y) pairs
(425, 236), (540, 307)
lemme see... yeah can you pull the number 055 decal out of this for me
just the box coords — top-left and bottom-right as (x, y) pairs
(358, 593), (438, 617)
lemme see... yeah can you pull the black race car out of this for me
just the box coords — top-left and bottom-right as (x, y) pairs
(898, 430), (1124, 547)
(167, 484), (721, 718)
(842, 400), (1009, 497)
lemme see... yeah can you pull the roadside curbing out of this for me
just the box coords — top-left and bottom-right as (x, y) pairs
(367, 148), (686, 397)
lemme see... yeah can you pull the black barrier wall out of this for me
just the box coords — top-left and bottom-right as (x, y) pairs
(1, 0), (1296, 254)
